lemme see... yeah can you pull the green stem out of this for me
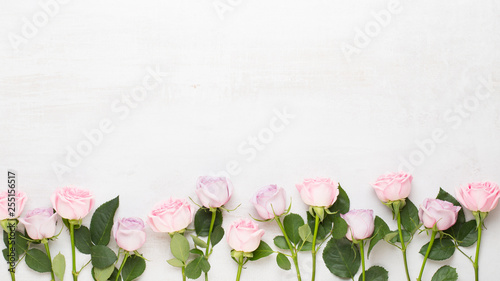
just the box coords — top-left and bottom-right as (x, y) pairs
(474, 225), (482, 281)
(69, 222), (78, 281)
(204, 209), (217, 281)
(10, 271), (15, 281)
(417, 230), (437, 281)
(115, 253), (129, 281)
(235, 256), (244, 281)
(43, 240), (55, 281)
(182, 265), (187, 281)
(359, 241), (366, 281)
(8, 219), (17, 280)
(311, 214), (320, 281)
(275, 217), (301, 281)
(396, 210), (411, 281)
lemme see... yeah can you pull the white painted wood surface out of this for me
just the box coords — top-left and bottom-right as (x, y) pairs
(1, 0), (500, 280)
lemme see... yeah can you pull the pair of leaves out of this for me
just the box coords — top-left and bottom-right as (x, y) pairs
(92, 256), (145, 281)
(168, 233), (211, 279)
(2, 230), (28, 263)
(194, 208), (223, 237)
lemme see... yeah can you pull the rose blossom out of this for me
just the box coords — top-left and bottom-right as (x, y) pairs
(456, 182), (500, 213)
(227, 218), (265, 252)
(251, 185), (287, 220)
(418, 198), (461, 231)
(18, 208), (58, 240)
(295, 178), (339, 207)
(147, 198), (193, 233)
(341, 209), (375, 241)
(51, 187), (94, 220)
(0, 191), (27, 220)
(371, 172), (412, 202)
(113, 217), (147, 252)
(195, 176), (233, 208)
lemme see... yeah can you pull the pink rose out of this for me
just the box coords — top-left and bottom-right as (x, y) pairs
(51, 187), (95, 220)
(296, 178), (339, 207)
(418, 198), (460, 231)
(456, 182), (500, 212)
(196, 176), (233, 208)
(147, 198), (193, 233)
(113, 217), (147, 252)
(251, 185), (287, 220)
(0, 191), (27, 220)
(227, 218), (265, 252)
(341, 209), (375, 241)
(371, 172), (412, 202)
(18, 208), (58, 240)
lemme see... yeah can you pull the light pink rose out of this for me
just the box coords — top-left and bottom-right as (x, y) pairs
(418, 198), (460, 231)
(196, 176), (233, 208)
(147, 198), (193, 233)
(371, 172), (413, 202)
(296, 178), (339, 207)
(113, 217), (147, 252)
(51, 187), (95, 220)
(251, 185), (287, 220)
(456, 182), (500, 212)
(0, 191), (27, 220)
(18, 208), (58, 240)
(341, 209), (375, 241)
(227, 218), (265, 252)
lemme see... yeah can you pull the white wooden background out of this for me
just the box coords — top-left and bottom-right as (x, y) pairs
(1, 0), (500, 280)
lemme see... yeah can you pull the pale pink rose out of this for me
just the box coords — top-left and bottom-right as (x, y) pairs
(51, 187), (94, 220)
(227, 218), (265, 252)
(18, 208), (58, 240)
(296, 178), (339, 207)
(251, 185), (287, 220)
(0, 191), (27, 220)
(196, 176), (233, 208)
(456, 182), (500, 212)
(113, 217), (147, 252)
(371, 172), (412, 202)
(147, 198), (193, 233)
(418, 198), (460, 231)
(341, 209), (375, 241)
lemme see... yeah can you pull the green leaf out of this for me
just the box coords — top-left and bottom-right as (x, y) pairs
(419, 238), (455, 261)
(171, 233), (190, 262)
(194, 208), (222, 237)
(368, 216), (390, 257)
(26, 248), (52, 273)
(431, 265), (458, 281)
(437, 188), (465, 239)
(210, 226), (224, 247)
(283, 214), (305, 245)
(53, 252), (66, 281)
(400, 199), (419, 234)
(75, 225), (93, 254)
(273, 236), (289, 250)
(386, 230), (411, 244)
(457, 220), (478, 247)
(167, 258), (184, 267)
(248, 241), (273, 261)
(91, 245), (118, 269)
(361, 265), (389, 281)
(190, 248), (204, 256)
(276, 253), (291, 270)
(298, 224), (312, 242)
(307, 211), (333, 241)
(329, 184), (350, 214)
(191, 235), (207, 248)
(331, 216), (348, 240)
(121, 255), (146, 281)
(90, 196), (119, 246)
(3, 231), (28, 262)
(93, 265), (115, 281)
(185, 256), (206, 279)
(323, 238), (360, 278)
(109, 267), (122, 281)
(299, 241), (313, 251)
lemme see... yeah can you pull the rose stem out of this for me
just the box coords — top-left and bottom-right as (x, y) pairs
(474, 223), (482, 281)
(204, 209), (217, 281)
(69, 222), (78, 281)
(416, 230), (437, 281)
(311, 213), (320, 281)
(42, 239), (55, 281)
(396, 209), (411, 281)
(359, 241), (366, 281)
(115, 252), (129, 281)
(235, 256), (244, 281)
(275, 217), (301, 281)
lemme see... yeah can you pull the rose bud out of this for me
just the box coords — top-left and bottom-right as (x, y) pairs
(18, 208), (58, 240)
(227, 218), (265, 252)
(196, 176), (233, 208)
(371, 172), (412, 202)
(147, 198), (193, 233)
(51, 187), (95, 220)
(0, 191), (27, 220)
(418, 198), (461, 231)
(341, 209), (375, 241)
(295, 178), (339, 207)
(113, 217), (147, 252)
(456, 182), (500, 213)
(251, 185), (287, 220)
